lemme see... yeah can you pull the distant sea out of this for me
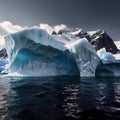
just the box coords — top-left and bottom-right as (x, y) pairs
(0, 76), (120, 120)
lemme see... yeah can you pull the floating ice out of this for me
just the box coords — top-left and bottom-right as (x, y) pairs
(0, 59), (9, 73)
(3, 27), (102, 77)
(0, 27), (120, 77)
(97, 48), (116, 63)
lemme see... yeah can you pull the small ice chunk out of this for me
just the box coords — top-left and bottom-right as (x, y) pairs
(97, 48), (115, 62)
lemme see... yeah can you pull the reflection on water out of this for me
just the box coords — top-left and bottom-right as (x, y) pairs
(0, 76), (120, 120)
(62, 84), (80, 118)
(0, 77), (9, 120)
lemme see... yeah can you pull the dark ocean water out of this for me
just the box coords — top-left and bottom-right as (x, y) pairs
(0, 76), (120, 120)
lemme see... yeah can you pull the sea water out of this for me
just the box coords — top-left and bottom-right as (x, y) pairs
(0, 76), (120, 120)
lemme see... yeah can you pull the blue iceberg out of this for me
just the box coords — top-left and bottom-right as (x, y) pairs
(3, 28), (101, 76)
(0, 27), (119, 77)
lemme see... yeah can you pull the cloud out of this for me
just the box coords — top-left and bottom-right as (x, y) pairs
(53, 24), (68, 33)
(40, 24), (53, 34)
(0, 21), (25, 33)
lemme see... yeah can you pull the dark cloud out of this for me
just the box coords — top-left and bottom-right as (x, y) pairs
(0, 0), (120, 40)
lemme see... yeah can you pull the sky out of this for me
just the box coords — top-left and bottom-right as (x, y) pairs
(0, 0), (120, 40)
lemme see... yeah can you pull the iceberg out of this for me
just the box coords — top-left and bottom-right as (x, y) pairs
(97, 48), (116, 63)
(96, 48), (120, 77)
(0, 59), (8, 73)
(4, 28), (80, 76)
(0, 25), (120, 77)
(2, 27), (102, 77)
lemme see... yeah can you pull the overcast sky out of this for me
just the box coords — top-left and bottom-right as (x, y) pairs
(0, 0), (120, 40)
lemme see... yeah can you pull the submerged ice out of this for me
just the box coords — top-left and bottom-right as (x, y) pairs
(0, 26), (120, 77)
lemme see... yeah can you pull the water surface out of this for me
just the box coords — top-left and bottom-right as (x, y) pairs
(0, 76), (120, 120)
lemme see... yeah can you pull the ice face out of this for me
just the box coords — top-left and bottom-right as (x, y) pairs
(0, 59), (8, 73)
(97, 48), (116, 63)
(66, 38), (101, 76)
(96, 48), (120, 77)
(0, 60), (8, 66)
(96, 63), (120, 77)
